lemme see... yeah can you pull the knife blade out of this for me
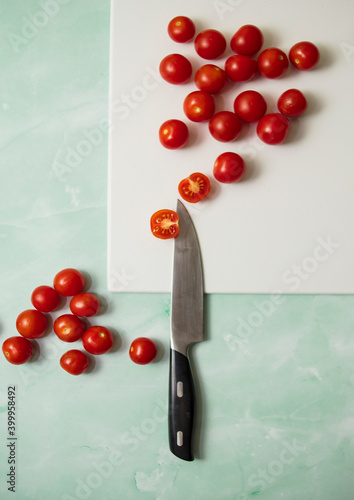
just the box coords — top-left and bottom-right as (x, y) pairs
(169, 199), (204, 461)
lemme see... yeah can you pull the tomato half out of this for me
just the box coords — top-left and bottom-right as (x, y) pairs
(69, 293), (100, 317)
(60, 349), (89, 375)
(159, 119), (189, 149)
(277, 89), (308, 117)
(178, 172), (211, 203)
(2, 336), (33, 365)
(230, 24), (263, 56)
(225, 55), (257, 82)
(289, 41), (320, 70)
(167, 16), (195, 43)
(213, 152), (246, 183)
(194, 29), (226, 59)
(16, 309), (47, 339)
(257, 48), (289, 78)
(54, 314), (85, 342)
(150, 209), (179, 240)
(31, 285), (60, 312)
(256, 113), (290, 145)
(194, 64), (228, 94)
(233, 90), (267, 123)
(159, 54), (192, 84)
(208, 111), (242, 142)
(129, 337), (157, 365)
(82, 326), (114, 355)
(53, 268), (85, 297)
(183, 90), (215, 122)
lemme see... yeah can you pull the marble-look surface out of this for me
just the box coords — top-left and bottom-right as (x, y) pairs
(1, 1), (354, 499)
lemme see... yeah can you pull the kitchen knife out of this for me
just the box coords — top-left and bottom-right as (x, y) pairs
(169, 199), (204, 461)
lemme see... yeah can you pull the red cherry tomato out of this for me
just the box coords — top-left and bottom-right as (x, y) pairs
(194, 64), (228, 94)
(208, 111), (242, 142)
(225, 55), (257, 82)
(277, 89), (308, 117)
(183, 90), (215, 122)
(54, 314), (85, 342)
(60, 349), (89, 375)
(159, 119), (188, 149)
(213, 152), (246, 184)
(159, 54), (192, 84)
(233, 90), (267, 123)
(194, 29), (226, 59)
(178, 172), (211, 203)
(16, 309), (47, 339)
(257, 48), (289, 78)
(2, 336), (33, 365)
(256, 113), (290, 145)
(150, 209), (179, 240)
(82, 326), (114, 355)
(31, 285), (60, 312)
(167, 16), (195, 43)
(53, 268), (85, 297)
(289, 41), (320, 70)
(230, 24), (263, 56)
(69, 293), (100, 317)
(129, 337), (157, 365)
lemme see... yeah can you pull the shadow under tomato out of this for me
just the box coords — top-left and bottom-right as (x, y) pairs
(29, 339), (41, 363)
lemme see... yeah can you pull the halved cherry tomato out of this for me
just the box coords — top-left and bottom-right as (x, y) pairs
(53, 268), (85, 297)
(194, 64), (228, 94)
(277, 89), (307, 117)
(213, 152), (246, 183)
(230, 24), (263, 56)
(168, 16), (195, 43)
(178, 172), (211, 203)
(54, 314), (85, 342)
(69, 293), (100, 317)
(256, 113), (290, 145)
(159, 54), (192, 84)
(129, 337), (157, 365)
(60, 349), (89, 375)
(225, 55), (257, 82)
(289, 41), (320, 70)
(233, 90), (267, 123)
(82, 326), (114, 355)
(16, 309), (47, 339)
(159, 119), (189, 149)
(150, 209), (179, 240)
(257, 48), (289, 78)
(194, 29), (226, 59)
(31, 285), (60, 312)
(183, 90), (215, 122)
(2, 336), (33, 365)
(208, 111), (242, 142)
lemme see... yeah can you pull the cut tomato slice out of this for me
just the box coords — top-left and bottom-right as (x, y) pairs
(178, 172), (211, 203)
(150, 210), (179, 239)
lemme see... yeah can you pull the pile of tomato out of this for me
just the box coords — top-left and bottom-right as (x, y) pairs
(151, 17), (320, 239)
(2, 268), (157, 374)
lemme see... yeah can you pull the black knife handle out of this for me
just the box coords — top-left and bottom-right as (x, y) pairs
(168, 348), (195, 461)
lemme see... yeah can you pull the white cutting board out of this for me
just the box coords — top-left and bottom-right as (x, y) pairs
(107, 0), (354, 294)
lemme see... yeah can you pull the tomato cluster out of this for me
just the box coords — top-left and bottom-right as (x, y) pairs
(152, 18), (320, 239)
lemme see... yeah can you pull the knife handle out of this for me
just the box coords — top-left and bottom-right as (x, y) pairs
(168, 348), (195, 461)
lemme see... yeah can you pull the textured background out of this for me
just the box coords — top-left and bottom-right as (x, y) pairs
(1, 1), (354, 499)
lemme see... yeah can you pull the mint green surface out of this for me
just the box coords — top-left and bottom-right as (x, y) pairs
(1, 1), (354, 499)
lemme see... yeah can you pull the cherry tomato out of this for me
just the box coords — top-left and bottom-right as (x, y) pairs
(82, 326), (114, 355)
(60, 349), (89, 375)
(150, 209), (179, 240)
(54, 314), (85, 342)
(225, 54), (257, 82)
(194, 29), (226, 59)
(159, 119), (188, 149)
(183, 90), (215, 122)
(129, 337), (157, 365)
(257, 48), (289, 78)
(194, 64), (228, 94)
(168, 16), (195, 43)
(2, 336), (33, 365)
(277, 89), (308, 118)
(256, 113), (290, 145)
(31, 285), (60, 312)
(53, 268), (85, 297)
(230, 24), (263, 56)
(289, 41), (320, 70)
(178, 172), (211, 203)
(208, 111), (242, 142)
(213, 152), (246, 183)
(233, 90), (267, 123)
(159, 54), (192, 84)
(69, 293), (100, 317)
(16, 309), (47, 339)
